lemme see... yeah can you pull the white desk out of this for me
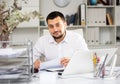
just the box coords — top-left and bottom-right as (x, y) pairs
(0, 67), (120, 84)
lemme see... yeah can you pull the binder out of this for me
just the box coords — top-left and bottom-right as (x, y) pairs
(87, 28), (99, 45)
(94, 27), (99, 45)
(87, 28), (95, 45)
(80, 3), (86, 26)
(86, 28), (90, 45)
(87, 8), (106, 26)
(115, 6), (120, 26)
(78, 4), (81, 25)
(106, 13), (113, 25)
(90, 28), (95, 45)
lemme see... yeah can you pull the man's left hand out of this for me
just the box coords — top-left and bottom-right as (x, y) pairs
(60, 57), (70, 67)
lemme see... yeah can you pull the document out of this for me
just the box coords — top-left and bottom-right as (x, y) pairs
(0, 48), (27, 69)
(0, 58), (26, 69)
(0, 68), (25, 79)
(0, 48), (27, 58)
(0, 48), (31, 80)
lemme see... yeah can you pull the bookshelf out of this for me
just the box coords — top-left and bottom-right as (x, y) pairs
(86, 0), (115, 47)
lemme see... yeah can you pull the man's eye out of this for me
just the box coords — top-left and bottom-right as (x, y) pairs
(48, 25), (54, 28)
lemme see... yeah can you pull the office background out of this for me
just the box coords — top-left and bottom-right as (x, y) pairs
(2, 0), (120, 66)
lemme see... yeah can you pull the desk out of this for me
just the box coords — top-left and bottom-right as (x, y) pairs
(0, 67), (120, 84)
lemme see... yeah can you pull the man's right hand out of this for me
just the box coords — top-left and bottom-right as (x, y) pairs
(34, 59), (41, 69)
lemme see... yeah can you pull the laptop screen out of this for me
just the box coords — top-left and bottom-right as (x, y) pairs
(61, 48), (117, 76)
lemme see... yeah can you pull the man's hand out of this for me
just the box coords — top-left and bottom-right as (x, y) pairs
(34, 59), (41, 69)
(60, 57), (70, 67)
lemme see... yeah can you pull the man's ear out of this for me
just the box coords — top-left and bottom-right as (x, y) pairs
(64, 21), (67, 28)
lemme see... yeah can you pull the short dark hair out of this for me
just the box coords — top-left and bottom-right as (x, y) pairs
(46, 11), (65, 23)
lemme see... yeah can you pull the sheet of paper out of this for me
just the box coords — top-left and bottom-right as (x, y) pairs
(0, 68), (25, 79)
(0, 48), (27, 58)
(0, 59), (26, 69)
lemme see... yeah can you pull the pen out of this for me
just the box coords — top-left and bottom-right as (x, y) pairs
(92, 53), (98, 77)
(98, 54), (108, 78)
(93, 53), (97, 65)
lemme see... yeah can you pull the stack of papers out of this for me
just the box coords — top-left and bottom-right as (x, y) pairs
(0, 58), (27, 69)
(0, 48), (27, 58)
(0, 48), (27, 79)
(0, 68), (25, 79)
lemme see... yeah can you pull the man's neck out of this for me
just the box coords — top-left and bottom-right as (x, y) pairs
(55, 36), (64, 43)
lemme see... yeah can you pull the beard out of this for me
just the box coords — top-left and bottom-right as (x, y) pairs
(52, 34), (64, 39)
(52, 31), (66, 40)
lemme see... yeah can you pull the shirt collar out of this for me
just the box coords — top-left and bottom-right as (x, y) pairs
(49, 31), (69, 44)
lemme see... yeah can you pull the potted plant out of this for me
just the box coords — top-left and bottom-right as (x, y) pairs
(0, 0), (42, 48)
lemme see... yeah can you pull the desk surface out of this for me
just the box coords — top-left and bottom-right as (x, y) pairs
(0, 67), (120, 84)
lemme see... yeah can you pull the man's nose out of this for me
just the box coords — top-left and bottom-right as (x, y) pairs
(53, 26), (58, 31)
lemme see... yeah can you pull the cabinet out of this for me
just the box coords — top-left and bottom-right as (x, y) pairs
(86, 0), (115, 46)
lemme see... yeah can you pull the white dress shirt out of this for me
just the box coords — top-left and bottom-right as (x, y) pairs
(33, 31), (88, 69)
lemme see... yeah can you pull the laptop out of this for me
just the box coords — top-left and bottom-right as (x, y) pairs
(46, 48), (117, 78)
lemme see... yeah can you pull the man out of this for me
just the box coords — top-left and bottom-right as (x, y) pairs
(33, 11), (88, 71)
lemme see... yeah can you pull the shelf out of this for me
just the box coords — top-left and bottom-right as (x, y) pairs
(39, 25), (85, 31)
(40, 25), (86, 28)
(88, 44), (116, 49)
(87, 5), (115, 8)
(67, 25), (86, 28)
(87, 25), (115, 27)
(17, 26), (38, 29)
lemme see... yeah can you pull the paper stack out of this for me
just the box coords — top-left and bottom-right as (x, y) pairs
(0, 48), (27, 79)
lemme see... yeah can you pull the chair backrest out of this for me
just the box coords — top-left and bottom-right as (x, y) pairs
(69, 28), (83, 37)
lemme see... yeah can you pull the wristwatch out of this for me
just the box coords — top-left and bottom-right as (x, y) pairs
(53, 0), (71, 8)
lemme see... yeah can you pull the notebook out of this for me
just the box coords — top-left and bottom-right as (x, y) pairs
(46, 48), (117, 78)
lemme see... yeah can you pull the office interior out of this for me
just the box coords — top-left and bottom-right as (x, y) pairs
(0, 0), (120, 84)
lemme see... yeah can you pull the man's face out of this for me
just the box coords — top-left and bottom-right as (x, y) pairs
(47, 16), (67, 39)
